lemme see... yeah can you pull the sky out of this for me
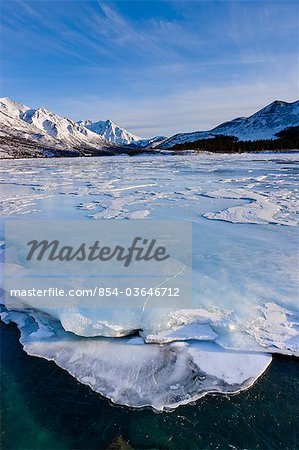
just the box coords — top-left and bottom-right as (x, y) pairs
(1, 0), (299, 137)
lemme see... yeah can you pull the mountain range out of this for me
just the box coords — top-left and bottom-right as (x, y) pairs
(0, 97), (165, 158)
(77, 118), (167, 148)
(0, 97), (298, 158)
(157, 100), (299, 149)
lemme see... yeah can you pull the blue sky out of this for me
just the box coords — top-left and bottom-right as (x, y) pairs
(1, 0), (298, 137)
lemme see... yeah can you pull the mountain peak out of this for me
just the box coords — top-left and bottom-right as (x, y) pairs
(0, 96), (20, 105)
(0, 96), (13, 104)
(250, 99), (299, 120)
(0, 96), (112, 154)
(262, 100), (290, 111)
(159, 98), (299, 148)
(80, 118), (144, 145)
(0, 97), (31, 118)
(78, 119), (93, 127)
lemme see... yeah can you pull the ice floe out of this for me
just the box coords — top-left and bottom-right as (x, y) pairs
(0, 307), (272, 411)
(0, 152), (298, 409)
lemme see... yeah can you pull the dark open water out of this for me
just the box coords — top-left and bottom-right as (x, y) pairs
(1, 321), (298, 450)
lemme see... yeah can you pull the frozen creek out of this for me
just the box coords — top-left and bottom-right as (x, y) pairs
(0, 152), (298, 410)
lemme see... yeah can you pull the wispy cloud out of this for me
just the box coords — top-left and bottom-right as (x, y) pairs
(54, 69), (299, 137)
(1, 0), (298, 136)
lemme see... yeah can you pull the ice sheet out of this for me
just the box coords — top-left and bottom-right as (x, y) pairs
(0, 307), (272, 411)
(0, 153), (298, 408)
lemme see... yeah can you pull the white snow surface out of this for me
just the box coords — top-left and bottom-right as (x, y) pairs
(0, 152), (298, 409)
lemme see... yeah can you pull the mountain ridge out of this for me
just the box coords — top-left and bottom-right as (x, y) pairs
(77, 117), (167, 148)
(78, 118), (143, 145)
(0, 97), (119, 157)
(157, 100), (299, 149)
(0, 96), (298, 158)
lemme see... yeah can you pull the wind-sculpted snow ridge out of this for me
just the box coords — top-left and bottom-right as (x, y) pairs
(0, 153), (298, 408)
(203, 187), (299, 226)
(246, 303), (299, 355)
(0, 307), (271, 411)
(141, 303), (298, 356)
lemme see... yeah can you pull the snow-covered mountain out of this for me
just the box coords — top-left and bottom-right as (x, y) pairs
(77, 118), (143, 145)
(158, 100), (299, 149)
(0, 98), (63, 154)
(0, 97), (114, 157)
(78, 118), (167, 148)
(130, 135), (168, 149)
(0, 97), (31, 119)
(0, 97), (167, 158)
(1, 96), (297, 158)
(22, 107), (109, 149)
